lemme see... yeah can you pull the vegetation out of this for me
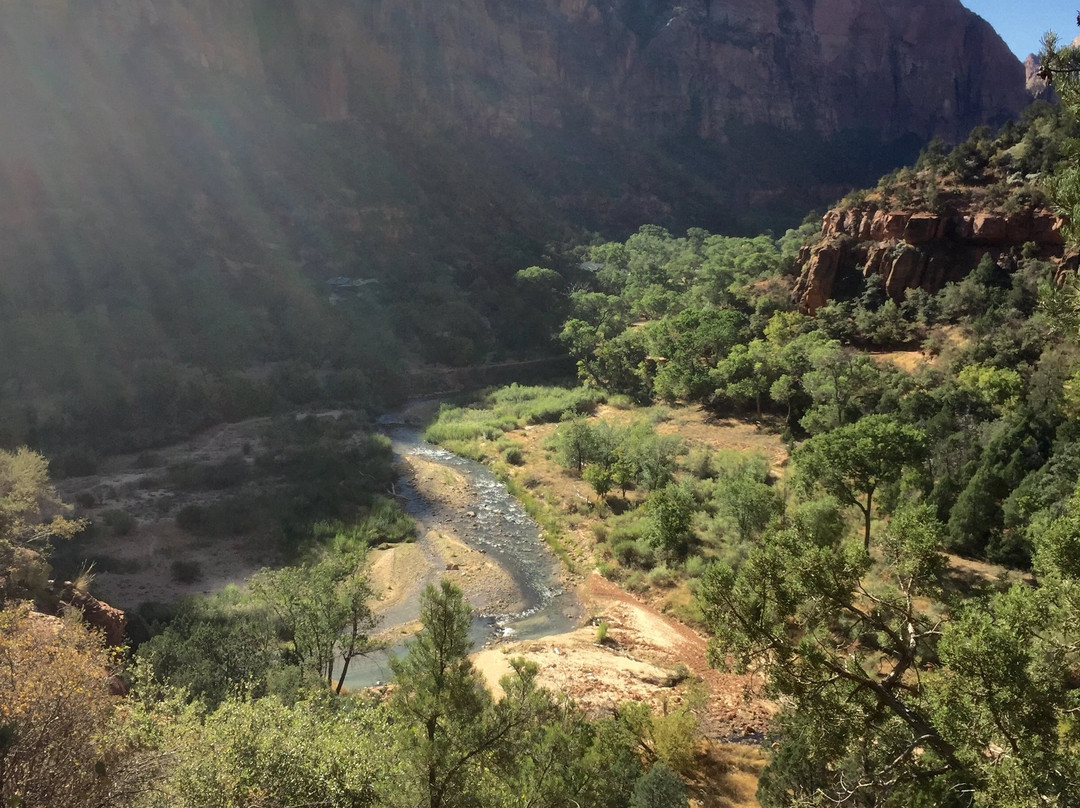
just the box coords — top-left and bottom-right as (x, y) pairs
(10, 25), (1080, 808)
(0, 447), (85, 601)
(2, 578), (707, 808)
(411, 85), (1080, 806)
(0, 604), (153, 808)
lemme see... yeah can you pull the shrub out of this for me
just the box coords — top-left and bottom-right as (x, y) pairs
(629, 763), (689, 808)
(597, 561), (623, 581)
(648, 565), (677, 588)
(101, 508), (136, 537)
(170, 560), (203, 584)
(500, 444), (524, 465)
(614, 539), (655, 570)
(683, 556), (707, 579)
(625, 570), (649, 594)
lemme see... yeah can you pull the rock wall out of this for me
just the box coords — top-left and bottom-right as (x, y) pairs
(0, 0), (1029, 236)
(794, 205), (1066, 313)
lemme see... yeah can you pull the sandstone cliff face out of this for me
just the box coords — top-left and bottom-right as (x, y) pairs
(201, 0), (1028, 142)
(0, 0), (1027, 235)
(794, 205), (1065, 313)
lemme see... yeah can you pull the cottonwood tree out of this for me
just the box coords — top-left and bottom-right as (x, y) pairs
(646, 484), (696, 560)
(251, 550), (376, 693)
(794, 414), (926, 550)
(799, 339), (882, 434)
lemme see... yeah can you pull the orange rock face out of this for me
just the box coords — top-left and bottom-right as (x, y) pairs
(62, 587), (127, 648)
(794, 204), (1066, 313)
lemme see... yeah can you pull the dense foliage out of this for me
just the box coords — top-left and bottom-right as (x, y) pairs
(1, 580), (701, 808)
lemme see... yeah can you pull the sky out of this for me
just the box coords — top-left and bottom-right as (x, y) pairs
(962, 0), (1078, 59)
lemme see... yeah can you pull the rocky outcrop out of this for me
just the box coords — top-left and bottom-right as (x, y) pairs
(794, 205), (1065, 312)
(1026, 54), (1055, 100)
(60, 585), (127, 648)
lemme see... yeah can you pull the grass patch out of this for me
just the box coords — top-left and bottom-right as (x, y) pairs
(503, 473), (576, 573)
(425, 384), (605, 446)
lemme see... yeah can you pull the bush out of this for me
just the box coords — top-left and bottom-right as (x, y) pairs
(170, 560), (203, 584)
(101, 508), (136, 537)
(648, 565), (677, 588)
(683, 446), (715, 480)
(167, 455), (249, 490)
(630, 763), (689, 808)
(500, 444), (524, 465)
(614, 539), (655, 570)
(683, 556), (707, 579)
(175, 498), (263, 538)
(625, 570), (649, 594)
(597, 561), (623, 581)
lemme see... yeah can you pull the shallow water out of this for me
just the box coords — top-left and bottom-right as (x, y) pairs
(342, 415), (581, 687)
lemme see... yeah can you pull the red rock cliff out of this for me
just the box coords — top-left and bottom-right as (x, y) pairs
(794, 204), (1065, 313)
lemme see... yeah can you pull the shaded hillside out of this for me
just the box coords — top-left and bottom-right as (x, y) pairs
(0, 1), (1029, 453)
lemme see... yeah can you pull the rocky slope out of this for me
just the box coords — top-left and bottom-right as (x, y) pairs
(790, 97), (1080, 313)
(793, 203), (1065, 312)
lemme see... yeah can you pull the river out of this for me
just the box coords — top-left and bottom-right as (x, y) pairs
(341, 413), (581, 687)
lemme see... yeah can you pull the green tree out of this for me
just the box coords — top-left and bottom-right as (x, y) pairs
(1040, 33), (1080, 246)
(583, 463), (614, 502)
(700, 508), (966, 806)
(794, 415), (927, 550)
(649, 309), (748, 403)
(390, 581), (552, 808)
(136, 588), (276, 707)
(646, 484), (695, 560)
(629, 763), (689, 808)
(154, 693), (393, 808)
(0, 448), (85, 602)
(711, 339), (780, 418)
(712, 462), (783, 544)
(251, 551), (376, 693)
(799, 339), (882, 434)
(554, 417), (597, 474)
(702, 490), (1080, 806)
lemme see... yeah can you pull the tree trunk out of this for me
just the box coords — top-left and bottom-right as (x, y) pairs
(336, 656), (351, 694)
(428, 717), (439, 808)
(862, 489), (874, 551)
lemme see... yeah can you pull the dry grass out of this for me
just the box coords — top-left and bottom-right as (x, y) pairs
(688, 742), (766, 808)
(870, 349), (935, 373)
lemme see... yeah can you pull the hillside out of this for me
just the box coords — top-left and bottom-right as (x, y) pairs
(0, 0), (1030, 458)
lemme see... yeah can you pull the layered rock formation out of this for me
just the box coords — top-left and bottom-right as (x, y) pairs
(62, 586), (127, 649)
(794, 204), (1065, 313)
(0, 0), (1029, 239)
